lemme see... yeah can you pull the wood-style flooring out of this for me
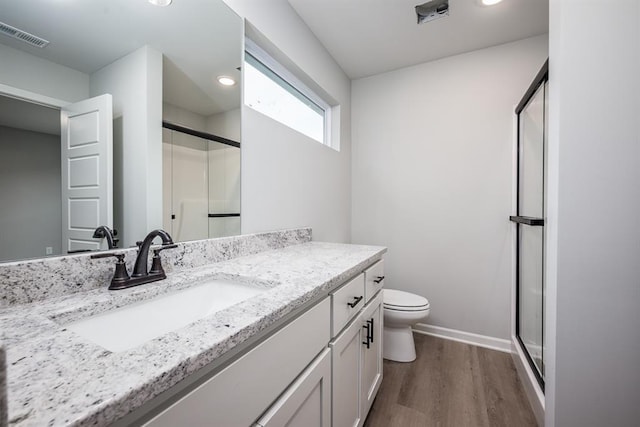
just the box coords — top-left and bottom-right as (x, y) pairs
(364, 333), (537, 427)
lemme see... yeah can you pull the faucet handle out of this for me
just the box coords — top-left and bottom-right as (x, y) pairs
(91, 252), (125, 260)
(149, 244), (177, 275)
(91, 252), (131, 289)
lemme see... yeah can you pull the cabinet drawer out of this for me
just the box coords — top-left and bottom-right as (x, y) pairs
(145, 297), (330, 427)
(364, 260), (384, 303)
(331, 274), (365, 337)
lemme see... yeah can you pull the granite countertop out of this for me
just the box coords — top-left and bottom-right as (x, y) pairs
(0, 241), (385, 426)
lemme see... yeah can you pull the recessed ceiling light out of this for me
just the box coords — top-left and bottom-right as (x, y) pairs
(480, 0), (503, 5)
(149, 0), (172, 6)
(217, 76), (236, 86)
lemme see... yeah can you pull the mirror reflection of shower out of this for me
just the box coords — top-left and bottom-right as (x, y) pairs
(162, 122), (240, 242)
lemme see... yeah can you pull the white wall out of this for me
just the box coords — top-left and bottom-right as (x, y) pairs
(222, 0), (352, 243)
(90, 46), (163, 248)
(0, 126), (61, 261)
(207, 108), (241, 141)
(351, 35), (548, 340)
(545, 1), (640, 426)
(163, 102), (207, 131)
(0, 43), (89, 102)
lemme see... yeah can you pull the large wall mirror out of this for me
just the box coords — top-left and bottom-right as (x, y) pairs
(0, 0), (242, 263)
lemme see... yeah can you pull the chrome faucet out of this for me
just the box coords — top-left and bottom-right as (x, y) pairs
(91, 229), (177, 290)
(92, 226), (119, 249)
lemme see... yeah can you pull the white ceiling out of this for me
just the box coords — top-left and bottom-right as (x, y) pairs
(0, 0), (242, 116)
(288, 0), (549, 79)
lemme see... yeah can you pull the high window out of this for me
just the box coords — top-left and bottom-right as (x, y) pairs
(244, 39), (333, 147)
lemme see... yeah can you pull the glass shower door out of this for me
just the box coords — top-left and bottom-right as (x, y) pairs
(162, 128), (210, 243)
(162, 122), (241, 242)
(511, 61), (548, 388)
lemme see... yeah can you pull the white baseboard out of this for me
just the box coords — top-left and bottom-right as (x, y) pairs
(412, 323), (512, 353)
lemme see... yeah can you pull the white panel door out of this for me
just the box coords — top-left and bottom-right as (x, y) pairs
(61, 94), (113, 253)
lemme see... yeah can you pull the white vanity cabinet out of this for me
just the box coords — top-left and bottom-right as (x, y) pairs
(145, 298), (330, 427)
(330, 273), (384, 427)
(136, 259), (384, 427)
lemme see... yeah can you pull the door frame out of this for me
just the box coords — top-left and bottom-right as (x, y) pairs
(0, 83), (68, 109)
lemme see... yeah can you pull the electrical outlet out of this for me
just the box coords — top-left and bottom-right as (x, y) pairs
(45, 247), (53, 255)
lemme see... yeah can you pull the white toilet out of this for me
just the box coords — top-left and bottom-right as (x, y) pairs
(383, 289), (430, 362)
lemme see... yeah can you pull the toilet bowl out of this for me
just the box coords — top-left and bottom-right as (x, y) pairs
(383, 289), (430, 362)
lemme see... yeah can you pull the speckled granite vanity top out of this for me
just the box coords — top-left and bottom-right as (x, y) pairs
(0, 231), (385, 426)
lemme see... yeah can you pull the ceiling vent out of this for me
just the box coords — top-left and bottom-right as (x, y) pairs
(0, 21), (49, 48)
(415, 0), (449, 24)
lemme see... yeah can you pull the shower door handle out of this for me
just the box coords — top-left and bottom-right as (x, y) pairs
(509, 216), (544, 226)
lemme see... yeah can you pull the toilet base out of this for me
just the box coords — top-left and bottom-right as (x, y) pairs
(383, 325), (417, 362)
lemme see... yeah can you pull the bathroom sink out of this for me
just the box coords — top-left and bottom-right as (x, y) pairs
(65, 279), (268, 352)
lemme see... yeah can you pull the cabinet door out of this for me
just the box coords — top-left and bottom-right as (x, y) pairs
(360, 291), (383, 423)
(255, 348), (331, 427)
(145, 299), (330, 427)
(330, 315), (362, 427)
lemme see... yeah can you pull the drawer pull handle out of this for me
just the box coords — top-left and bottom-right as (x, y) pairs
(362, 323), (371, 349)
(347, 296), (363, 308)
(373, 276), (385, 284)
(368, 318), (374, 344)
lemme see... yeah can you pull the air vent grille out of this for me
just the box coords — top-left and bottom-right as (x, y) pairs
(415, 0), (449, 24)
(0, 21), (49, 48)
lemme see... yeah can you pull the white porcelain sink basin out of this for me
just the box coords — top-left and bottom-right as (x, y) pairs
(66, 279), (268, 352)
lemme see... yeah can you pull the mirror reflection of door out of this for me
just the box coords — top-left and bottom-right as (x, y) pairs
(0, 93), (113, 261)
(61, 94), (113, 254)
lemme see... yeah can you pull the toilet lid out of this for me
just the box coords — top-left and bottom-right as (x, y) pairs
(383, 289), (430, 311)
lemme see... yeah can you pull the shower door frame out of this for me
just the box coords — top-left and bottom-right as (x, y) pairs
(162, 121), (241, 241)
(512, 59), (548, 391)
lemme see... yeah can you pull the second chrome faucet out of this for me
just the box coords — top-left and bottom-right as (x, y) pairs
(91, 229), (177, 290)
